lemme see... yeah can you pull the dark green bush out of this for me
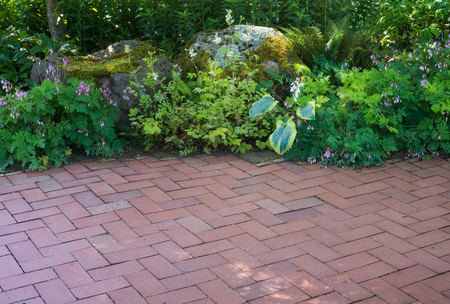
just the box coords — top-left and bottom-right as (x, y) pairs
(3, 0), (449, 57)
(0, 30), (34, 89)
(0, 0), (358, 54)
(0, 0), (48, 35)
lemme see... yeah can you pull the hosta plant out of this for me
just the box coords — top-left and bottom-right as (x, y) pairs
(249, 76), (319, 154)
(0, 30), (34, 88)
(30, 33), (80, 58)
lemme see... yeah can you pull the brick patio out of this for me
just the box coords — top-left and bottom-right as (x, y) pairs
(1, 154), (450, 303)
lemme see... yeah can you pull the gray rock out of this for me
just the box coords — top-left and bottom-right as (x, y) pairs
(97, 54), (176, 124)
(183, 25), (301, 100)
(89, 40), (142, 58)
(214, 44), (241, 68)
(30, 53), (66, 85)
(183, 25), (301, 82)
(30, 41), (176, 126)
(188, 25), (283, 58)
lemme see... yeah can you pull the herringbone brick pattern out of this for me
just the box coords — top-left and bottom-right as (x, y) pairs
(1, 155), (450, 303)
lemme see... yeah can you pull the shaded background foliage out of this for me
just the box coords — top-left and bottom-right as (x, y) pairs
(0, 0), (49, 35)
(2, 0), (449, 57)
(1, 0), (377, 55)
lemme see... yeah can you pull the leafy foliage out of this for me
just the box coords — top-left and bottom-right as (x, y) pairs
(1, 0), (450, 169)
(127, 53), (275, 155)
(1, 0), (360, 54)
(30, 34), (80, 57)
(0, 0), (49, 35)
(0, 77), (125, 170)
(2, 0), (450, 59)
(370, 0), (450, 49)
(283, 17), (374, 68)
(0, 30), (34, 88)
(284, 38), (450, 167)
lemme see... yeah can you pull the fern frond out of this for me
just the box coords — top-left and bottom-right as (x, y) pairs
(324, 17), (350, 61)
(284, 26), (323, 56)
(158, 37), (176, 59)
(326, 17), (348, 46)
(284, 18), (374, 69)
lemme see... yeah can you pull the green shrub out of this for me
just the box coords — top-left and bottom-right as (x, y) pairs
(285, 72), (395, 168)
(127, 53), (275, 155)
(0, 0), (48, 35)
(371, 0), (450, 49)
(0, 77), (125, 170)
(0, 30), (34, 89)
(250, 37), (450, 168)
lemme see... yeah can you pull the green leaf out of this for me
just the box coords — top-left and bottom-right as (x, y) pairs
(250, 95), (277, 119)
(297, 101), (315, 120)
(0, 53), (10, 62)
(13, 50), (27, 60)
(37, 34), (51, 45)
(294, 63), (312, 76)
(269, 120), (297, 154)
(31, 45), (45, 54)
(4, 41), (20, 49)
(19, 62), (33, 74)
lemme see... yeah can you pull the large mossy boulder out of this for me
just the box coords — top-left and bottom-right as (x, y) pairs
(30, 40), (175, 125)
(177, 25), (302, 98)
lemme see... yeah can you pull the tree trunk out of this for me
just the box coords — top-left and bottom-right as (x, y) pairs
(46, 0), (65, 40)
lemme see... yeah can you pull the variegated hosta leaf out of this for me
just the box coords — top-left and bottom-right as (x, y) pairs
(297, 101), (315, 120)
(250, 95), (278, 119)
(269, 120), (297, 155)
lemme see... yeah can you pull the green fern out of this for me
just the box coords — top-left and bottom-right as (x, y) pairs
(158, 37), (176, 60)
(283, 17), (374, 68)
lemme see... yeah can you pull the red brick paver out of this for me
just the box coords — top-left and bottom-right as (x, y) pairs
(0, 155), (450, 303)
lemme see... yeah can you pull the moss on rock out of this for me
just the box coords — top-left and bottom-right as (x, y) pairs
(177, 49), (212, 80)
(251, 35), (300, 75)
(66, 43), (157, 86)
(177, 27), (301, 81)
